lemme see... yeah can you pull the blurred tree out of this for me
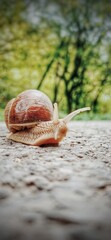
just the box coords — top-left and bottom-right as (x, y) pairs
(35, 0), (111, 112)
(0, 0), (111, 116)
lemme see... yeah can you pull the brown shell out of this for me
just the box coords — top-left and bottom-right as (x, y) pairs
(4, 98), (16, 132)
(4, 90), (53, 133)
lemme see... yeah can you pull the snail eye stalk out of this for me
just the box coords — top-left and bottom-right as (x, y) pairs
(53, 103), (59, 124)
(63, 107), (90, 123)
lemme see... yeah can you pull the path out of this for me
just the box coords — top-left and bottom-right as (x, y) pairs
(0, 121), (111, 240)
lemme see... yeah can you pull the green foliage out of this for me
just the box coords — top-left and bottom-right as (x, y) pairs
(0, 0), (111, 120)
(0, 109), (4, 121)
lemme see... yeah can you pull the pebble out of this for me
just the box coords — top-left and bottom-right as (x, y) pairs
(0, 189), (9, 200)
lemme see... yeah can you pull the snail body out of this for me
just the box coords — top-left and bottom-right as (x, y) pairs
(4, 90), (90, 146)
(7, 120), (67, 146)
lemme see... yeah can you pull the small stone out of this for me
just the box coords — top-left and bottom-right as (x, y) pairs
(22, 212), (37, 224)
(21, 153), (28, 157)
(77, 154), (83, 158)
(0, 190), (9, 200)
(5, 153), (10, 156)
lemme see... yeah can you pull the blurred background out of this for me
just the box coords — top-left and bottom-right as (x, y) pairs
(0, 0), (111, 120)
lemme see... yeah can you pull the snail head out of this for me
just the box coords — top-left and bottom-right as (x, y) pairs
(53, 103), (90, 141)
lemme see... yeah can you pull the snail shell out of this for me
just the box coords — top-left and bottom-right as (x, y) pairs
(4, 89), (90, 146)
(4, 90), (53, 133)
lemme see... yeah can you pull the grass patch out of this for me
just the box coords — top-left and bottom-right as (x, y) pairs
(74, 112), (111, 120)
(59, 111), (111, 120)
(0, 109), (4, 121)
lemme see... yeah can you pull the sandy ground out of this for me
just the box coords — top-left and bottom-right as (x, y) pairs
(0, 121), (111, 240)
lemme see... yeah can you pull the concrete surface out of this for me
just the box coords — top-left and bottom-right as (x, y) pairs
(0, 121), (111, 240)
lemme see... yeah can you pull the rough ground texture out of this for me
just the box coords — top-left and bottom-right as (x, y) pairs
(0, 121), (111, 240)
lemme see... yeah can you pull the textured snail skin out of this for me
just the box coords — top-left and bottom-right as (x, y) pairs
(7, 121), (68, 146)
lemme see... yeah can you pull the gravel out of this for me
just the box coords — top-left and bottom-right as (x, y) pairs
(0, 121), (111, 240)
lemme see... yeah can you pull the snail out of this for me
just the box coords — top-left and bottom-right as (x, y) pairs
(4, 89), (90, 146)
